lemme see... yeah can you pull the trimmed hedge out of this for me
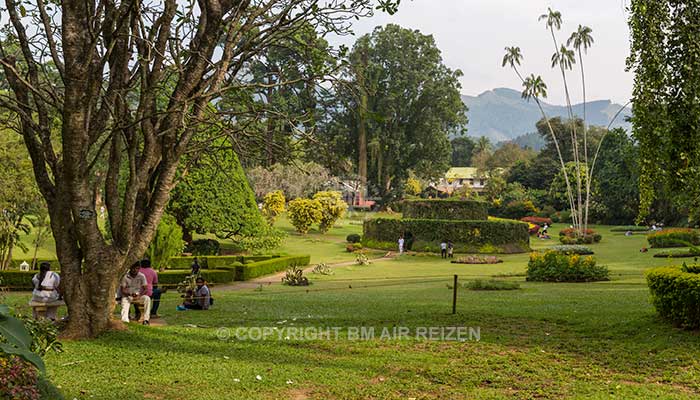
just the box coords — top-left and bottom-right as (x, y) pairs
(235, 255), (311, 281)
(167, 255), (282, 269)
(559, 228), (602, 245)
(526, 251), (609, 282)
(402, 199), (488, 221)
(362, 218), (530, 254)
(0, 270), (39, 290)
(158, 269), (235, 286)
(647, 228), (700, 248)
(547, 245), (594, 255)
(8, 259), (58, 269)
(646, 265), (700, 328)
(653, 250), (700, 259)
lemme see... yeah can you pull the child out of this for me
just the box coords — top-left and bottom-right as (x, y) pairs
(447, 241), (454, 258)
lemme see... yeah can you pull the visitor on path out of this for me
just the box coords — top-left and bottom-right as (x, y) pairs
(398, 236), (405, 255)
(31, 262), (61, 320)
(136, 259), (162, 320)
(191, 257), (201, 276)
(440, 240), (447, 259)
(447, 241), (454, 258)
(120, 262), (152, 325)
(177, 277), (211, 310)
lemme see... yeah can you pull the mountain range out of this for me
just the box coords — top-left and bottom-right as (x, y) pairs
(461, 88), (632, 143)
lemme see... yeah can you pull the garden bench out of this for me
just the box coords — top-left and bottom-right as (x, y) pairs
(28, 300), (66, 318)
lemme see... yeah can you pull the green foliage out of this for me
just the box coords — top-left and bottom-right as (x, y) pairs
(0, 271), (38, 290)
(405, 177), (422, 196)
(262, 191), (286, 225)
(646, 265), (700, 328)
(346, 234), (362, 243)
(548, 245), (594, 255)
(451, 255), (503, 264)
(462, 279), (520, 291)
(451, 136), (475, 167)
(653, 249), (700, 259)
(17, 315), (63, 357)
(184, 239), (220, 256)
(628, 1), (700, 223)
(316, 24), (467, 201)
(526, 251), (609, 282)
(281, 266), (310, 286)
(287, 198), (323, 234)
(146, 213), (184, 270)
(499, 200), (539, 220)
(402, 200), (488, 220)
(363, 218), (530, 254)
(647, 228), (700, 248)
(593, 129), (640, 225)
(313, 191), (348, 233)
(168, 145), (269, 247)
(0, 305), (45, 373)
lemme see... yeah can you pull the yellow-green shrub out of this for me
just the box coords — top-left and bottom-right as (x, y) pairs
(287, 198), (322, 234)
(262, 190), (285, 225)
(313, 191), (347, 233)
(646, 265), (700, 328)
(526, 251), (609, 282)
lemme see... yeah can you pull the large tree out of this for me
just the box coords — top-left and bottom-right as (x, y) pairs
(0, 0), (397, 338)
(319, 24), (467, 202)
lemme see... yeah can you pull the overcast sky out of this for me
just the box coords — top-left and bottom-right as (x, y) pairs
(330, 0), (633, 105)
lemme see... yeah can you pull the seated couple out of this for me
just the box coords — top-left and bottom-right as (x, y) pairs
(177, 277), (212, 311)
(118, 259), (163, 326)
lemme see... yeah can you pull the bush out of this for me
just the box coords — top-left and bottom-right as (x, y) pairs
(8, 259), (58, 270)
(362, 218), (530, 254)
(234, 255), (311, 281)
(462, 279), (520, 291)
(184, 239), (220, 256)
(610, 226), (649, 233)
(528, 224), (540, 236)
(346, 243), (363, 252)
(146, 213), (184, 270)
(646, 265), (700, 328)
(548, 245), (594, 255)
(262, 190), (286, 225)
(402, 199), (488, 220)
(653, 250), (700, 258)
(346, 234), (362, 243)
(526, 251), (609, 282)
(0, 356), (40, 400)
(287, 198), (323, 234)
(647, 228), (700, 248)
(521, 216), (553, 226)
(500, 200), (539, 220)
(312, 263), (333, 275)
(451, 255), (502, 264)
(559, 228), (602, 244)
(0, 271), (39, 290)
(281, 266), (310, 286)
(313, 191), (348, 233)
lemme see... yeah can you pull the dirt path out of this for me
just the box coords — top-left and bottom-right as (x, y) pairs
(213, 252), (395, 292)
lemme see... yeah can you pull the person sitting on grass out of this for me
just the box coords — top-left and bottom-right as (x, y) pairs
(31, 262), (62, 320)
(120, 262), (152, 325)
(177, 277), (211, 311)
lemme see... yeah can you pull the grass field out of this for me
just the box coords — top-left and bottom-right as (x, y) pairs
(3, 219), (700, 399)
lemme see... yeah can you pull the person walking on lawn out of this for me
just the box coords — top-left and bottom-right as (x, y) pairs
(135, 259), (162, 320)
(120, 262), (152, 325)
(440, 240), (448, 259)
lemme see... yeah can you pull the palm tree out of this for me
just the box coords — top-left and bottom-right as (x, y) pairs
(568, 25), (595, 232)
(551, 45), (576, 70)
(521, 74), (578, 226)
(502, 46), (524, 81)
(476, 136), (492, 154)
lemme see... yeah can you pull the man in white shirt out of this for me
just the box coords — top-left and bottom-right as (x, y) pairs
(120, 262), (152, 325)
(398, 236), (405, 254)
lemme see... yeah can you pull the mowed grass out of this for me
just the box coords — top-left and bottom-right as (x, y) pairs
(3, 223), (700, 399)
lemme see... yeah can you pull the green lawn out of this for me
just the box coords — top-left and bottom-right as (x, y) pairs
(4, 223), (700, 399)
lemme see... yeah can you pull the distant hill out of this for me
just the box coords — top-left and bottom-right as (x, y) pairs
(498, 132), (546, 151)
(462, 88), (632, 143)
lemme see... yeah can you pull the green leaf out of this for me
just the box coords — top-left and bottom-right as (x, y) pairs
(19, 5), (27, 17)
(0, 343), (46, 373)
(0, 311), (33, 348)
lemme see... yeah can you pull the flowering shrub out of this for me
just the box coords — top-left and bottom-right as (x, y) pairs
(527, 251), (609, 282)
(313, 191), (347, 233)
(528, 223), (540, 235)
(559, 228), (602, 244)
(548, 245), (594, 255)
(647, 228), (700, 248)
(262, 190), (286, 225)
(0, 356), (39, 400)
(521, 216), (553, 226)
(287, 198), (322, 234)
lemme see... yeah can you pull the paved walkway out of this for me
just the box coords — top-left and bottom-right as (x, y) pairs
(213, 252), (395, 292)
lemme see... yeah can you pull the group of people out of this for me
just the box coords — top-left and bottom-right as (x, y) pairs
(28, 257), (211, 324)
(396, 236), (455, 259)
